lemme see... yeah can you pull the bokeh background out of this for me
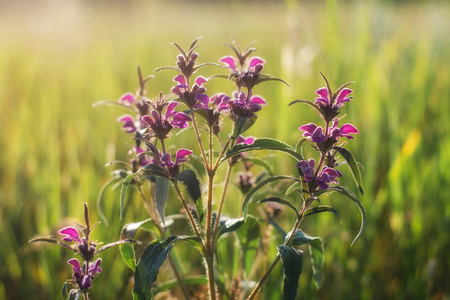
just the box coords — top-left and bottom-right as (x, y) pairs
(1, 0), (449, 299)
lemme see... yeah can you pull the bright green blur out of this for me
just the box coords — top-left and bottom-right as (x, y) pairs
(0, 0), (449, 299)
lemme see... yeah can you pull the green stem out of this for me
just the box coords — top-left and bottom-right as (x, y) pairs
(212, 164), (233, 244)
(172, 181), (203, 240)
(246, 195), (312, 300)
(191, 114), (209, 168)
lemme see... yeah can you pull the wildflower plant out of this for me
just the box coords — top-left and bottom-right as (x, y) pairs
(32, 38), (365, 300)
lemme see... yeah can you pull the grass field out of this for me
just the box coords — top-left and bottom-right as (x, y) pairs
(1, 0), (449, 299)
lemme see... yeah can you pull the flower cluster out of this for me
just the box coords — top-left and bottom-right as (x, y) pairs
(293, 77), (359, 191)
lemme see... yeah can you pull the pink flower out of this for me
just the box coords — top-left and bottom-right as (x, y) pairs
(58, 226), (82, 243)
(117, 114), (137, 133)
(160, 149), (193, 177)
(296, 159), (342, 189)
(67, 258), (102, 290)
(328, 119), (359, 140)
(171, 75), (208, 108)
(142, 101), (192, 140)
(219, 56), (265, 73)
(228, 91), (267, 118)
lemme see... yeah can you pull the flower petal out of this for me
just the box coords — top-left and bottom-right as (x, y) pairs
(119, 93), (135, 104)
(299, 123), (318, 134)
(195, 76), (208, 86)
(315, 87), (329, 99)
(175, 148), (192, 165)
(340, 124), (359, 134)
(248, 57), (266, 68)
(219, 56), (236, 71)
(67, 258), (82, 274)
(58, 226), (81, 243)
(250, 96), (267, 105)
(173, 74), (186, 86)
(141, 115), (154, 126)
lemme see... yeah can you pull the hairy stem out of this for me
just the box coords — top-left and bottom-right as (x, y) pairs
(246, 197), (311, 300)
(191, 114), (209, 168)
(212, 164), (233, 243)
(172, 181), (202, 239)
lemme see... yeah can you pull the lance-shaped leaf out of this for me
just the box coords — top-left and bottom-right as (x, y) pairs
(141, 164), (168, 178)
(120, 173), (135, 220)
(97, 177), (121, 226)
(119, 219), (153, 271)
(242, 175), (300, 220)
(216, 217), (245, 239)
(333, 147), (364, 194)
(256, 75), (290, 88)
(174, 170), (203, 222)
(92, 100), (138, 113)
(223, 138), (303, 165)
(304, 205), (342, 222)
(28, 237), (74, 252)
(231, 115), (258, 143)
(257, 197), (298, 216)
(133, 235), (204, 300)
(155, 177), (170, 225)
(316, 185), (366, 245)
(285, 230), (324, 288)
(278, 245), (303, 300)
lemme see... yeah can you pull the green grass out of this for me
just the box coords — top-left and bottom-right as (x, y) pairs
(1, 0), (449, 299)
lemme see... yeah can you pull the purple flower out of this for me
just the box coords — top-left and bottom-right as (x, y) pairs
(298, 123), (326, 143)
(67, 258), (102, 290)
(219, 56), (265, 73)
(142, 101), (192, 140)
(171, 75), (207, 108)
(228, 91), (267, 119)
(315, 87), (353, 108)
(117, 114), (137, 133)
(160, 148), (193, 177)
(328, 119), (359, 140)
(316, 166), (343, 189)
(192, 93), (231, 129)
(299, 119), (359, 145)
(119, 92), (136, 105)
(297, 159), (342, 189)
(296, 159), (316, 182)
(176, 52), (199, 78)
(58, 226), (82, 243)
(236, 135), (255, 145)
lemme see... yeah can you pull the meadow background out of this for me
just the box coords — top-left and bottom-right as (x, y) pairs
(1, 0), (449, 299)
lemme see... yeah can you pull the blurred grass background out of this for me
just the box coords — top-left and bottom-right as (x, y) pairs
(1, 0), (449, 299)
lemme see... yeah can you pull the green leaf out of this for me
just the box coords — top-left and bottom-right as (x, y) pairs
(317, 185), (366, 245)
(120, 173), (135, 220)
(242, 175), (300, 220)
(231, 115), (258, 143)
(236, 215), (260, 274)
(294, 138), (308, 158)
(121, 243), (137, 271)
(285, 230), (324, 288)
(97, 177), (120, 226)
(141, 164), (168, 178)
(223, 138), (303, 164)
(257, 197), (298, 216)
(119, 219), (153, 271)
(216, 217), (245, 239)
(133, 235), (202, 300)
(174, 170), (203, 222)
(155, 177), (170, 225)
(333, 147), (364, 194)
(61, 282), (68, 300)
(278, 245), (303, 300)
(304, 206), (342, 222)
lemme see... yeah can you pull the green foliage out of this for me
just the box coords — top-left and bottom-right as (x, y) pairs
(278, 245), (303, 300)
(2, 1), (450, 299)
